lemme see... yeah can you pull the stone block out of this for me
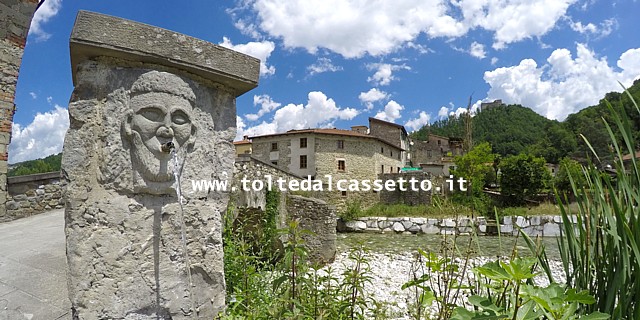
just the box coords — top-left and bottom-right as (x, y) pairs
(543, 222), (561, 237)
(63, 11), (260, 320)
(421, 224), (440, 234)
(392, 222), (405, 232)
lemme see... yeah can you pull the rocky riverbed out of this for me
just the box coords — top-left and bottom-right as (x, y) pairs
(325, 250), (566, 319)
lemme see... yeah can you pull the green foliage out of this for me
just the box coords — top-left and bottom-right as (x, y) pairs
(553, 158), (586, 196)
(340, 200), (363, 221)
(452, 142), (495, 193)
(551, 88), (640, 318)
(8, 152), (62, 176)
(499, 153), (551, 205)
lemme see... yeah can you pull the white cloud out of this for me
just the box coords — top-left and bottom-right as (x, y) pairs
(47, 96), (53, 104)
(245, 94), (281, 121)
(483, 44), (640, 120)
(29, 92), (37, 99)
(235, 0), (576, 57)
(438, 106), (450, 118)
(358, 88), (389, 110)
(454, 0), (577, 49)
(9, 105), (68, 163)
(29, 0), (62, 41)
(570, 18), (618, 38)
(374, 100), (404, 122)
(405, 111), (431, 131)
(219, 37), (276, 76)
(491, 57), (499, 65)
(367, 63), (411, 86)
(239, 91), (359, 137)
(307, 58), (343, 76)
(235, 115), (246, 141)
(469, 41), (486, 59)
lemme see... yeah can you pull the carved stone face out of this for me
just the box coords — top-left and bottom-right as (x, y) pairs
(123, 72), (197, 192)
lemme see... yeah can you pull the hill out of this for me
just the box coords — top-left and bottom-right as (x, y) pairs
(8, 153), (62, 177)
(412, 79), (640, 163)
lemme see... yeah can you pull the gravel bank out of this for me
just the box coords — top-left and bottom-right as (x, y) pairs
(325, 251), (566, 319)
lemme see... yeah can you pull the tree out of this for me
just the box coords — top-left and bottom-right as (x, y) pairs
(452, 142), (495, 194)
(499, 153), (551, 205)
(553, 157), (586, 197)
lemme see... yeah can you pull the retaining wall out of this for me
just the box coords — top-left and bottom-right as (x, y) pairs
(339, 215), (575, 237)
(2, 171), (65, 222)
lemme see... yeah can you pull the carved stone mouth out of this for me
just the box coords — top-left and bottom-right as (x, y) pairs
(161, 141), (175, 153)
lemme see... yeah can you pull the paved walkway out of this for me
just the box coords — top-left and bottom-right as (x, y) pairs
(0, 209), (71, 320)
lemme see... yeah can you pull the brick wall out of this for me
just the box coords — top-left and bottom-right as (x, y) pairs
(0, 0), (40, 219)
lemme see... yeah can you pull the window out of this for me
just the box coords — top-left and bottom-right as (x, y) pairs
(428, 150), (432, 158)
(337, 140), (344, 149)
(337, 160), (346, 171)
(381, 147), (384, 153)
(390, 167), (393, 173)
(390, 150), (393, 157)
(381, 164), (384, 173)
(438, 140), (441, 145)
(341, 191), (347, 197)
(300, 138), (307, 148)
(300, 155), (307, 169)
(397, 167), (400, 173)
(271, 142), (278, 151)
(271, 161), (278, 165)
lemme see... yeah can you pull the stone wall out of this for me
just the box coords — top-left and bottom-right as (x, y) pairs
(285, 195), (337, 264)
(232, 156), (337, 265)
(339, 215), (570, 237)
(377, 172), (433, 206)
(0, 0), (40, 218)
(2, 171), (65, 222)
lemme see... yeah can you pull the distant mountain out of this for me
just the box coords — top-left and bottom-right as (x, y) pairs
(412, 79), (640, 164)
(8, 153), (62, 177)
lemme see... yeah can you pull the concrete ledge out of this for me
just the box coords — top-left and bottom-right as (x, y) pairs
(69, 10), (260, 97)
(7, 171), (61, 184)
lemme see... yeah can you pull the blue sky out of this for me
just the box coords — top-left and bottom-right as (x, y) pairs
(10, 0), (640, 163)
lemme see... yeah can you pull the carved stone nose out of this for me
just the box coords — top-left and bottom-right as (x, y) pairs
(157, 126), (174, 138)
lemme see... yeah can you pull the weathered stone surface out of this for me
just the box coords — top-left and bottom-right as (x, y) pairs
(543, 222), (561, 236)
(346, 220), (367, 231)
(392, 222), (405, 232)
(63, 11), (259, 320)
(286, 195), (337, 264)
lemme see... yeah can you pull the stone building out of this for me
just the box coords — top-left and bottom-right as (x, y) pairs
(368, 117), (410, 166)
(0, 0), (40, 220)
(233, 135), (252, 156)
(250, 128), (404, 209)
(411, 133), (464, 176)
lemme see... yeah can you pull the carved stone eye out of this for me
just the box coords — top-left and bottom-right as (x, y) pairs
(172, 110), (190, 125)
(139, 107), (164, 122)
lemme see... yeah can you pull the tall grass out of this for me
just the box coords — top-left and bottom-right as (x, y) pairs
(553, 88), (640, 318)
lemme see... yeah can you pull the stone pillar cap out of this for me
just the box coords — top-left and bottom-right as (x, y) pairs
(69, 10), (260, 97)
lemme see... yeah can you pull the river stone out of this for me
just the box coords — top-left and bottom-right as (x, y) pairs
(543, 222), (561, 236)
(392, 222), (405, 232)
(421, 224), (440, 234)
(63, 11), (259, 320)
(346, 220), (367, 231)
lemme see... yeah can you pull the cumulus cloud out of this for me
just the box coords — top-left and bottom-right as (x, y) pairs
(484, 44), (640, 120)
(405, 111), (431, 131)
(219, 37), (276, 76)
(469, 41), (486, 59)
(29, 92), (37, 99)
(246, 94), (281, 121)
(233, 0), (576, 57)
(238, 91), (359, 138)
(307, 58), (343, 76)
(358, 88), (389, 110)
(454, 0), (577, 49)
(29, 0), (62, 41)
(9, 105), (68, 163)
(367, 63), (411, 86)
(374, 100), (404, 122)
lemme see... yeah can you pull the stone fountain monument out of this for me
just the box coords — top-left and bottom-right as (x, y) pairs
(62, 11), (259, 319)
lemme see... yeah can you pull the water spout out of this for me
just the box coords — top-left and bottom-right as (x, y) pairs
(161, 141), (175, 153)
(171, 148), (195, 315)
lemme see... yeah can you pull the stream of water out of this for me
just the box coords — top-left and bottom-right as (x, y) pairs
(337, 232), (561, 260)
